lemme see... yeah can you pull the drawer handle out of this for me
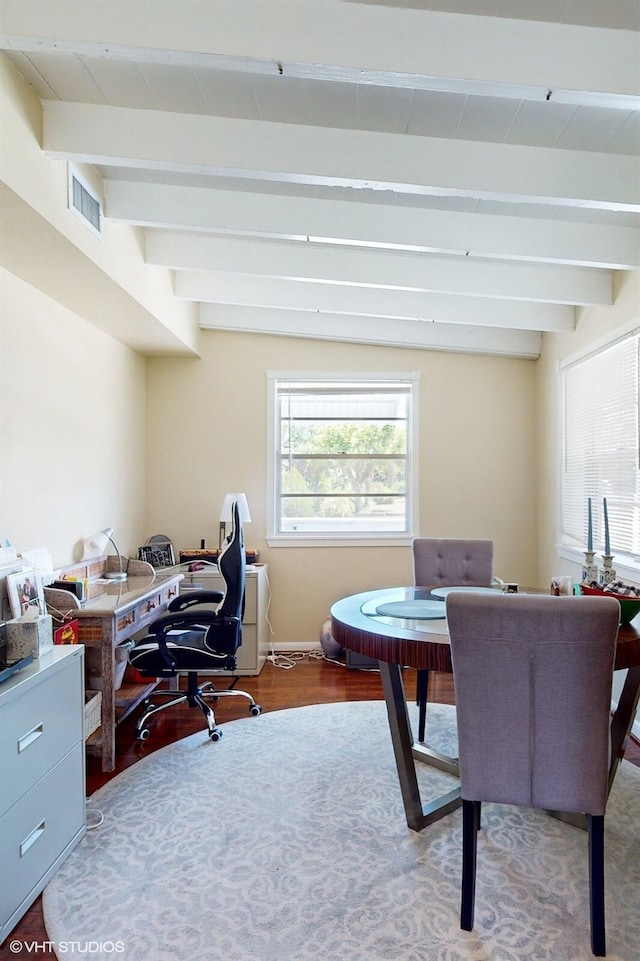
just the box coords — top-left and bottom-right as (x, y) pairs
(18, 723), (44, 753)
(21, 819), (46, 857)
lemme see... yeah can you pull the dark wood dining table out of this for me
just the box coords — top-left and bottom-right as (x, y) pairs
(331, 586), (640, 833)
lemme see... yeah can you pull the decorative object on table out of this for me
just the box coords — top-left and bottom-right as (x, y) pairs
(599, 554), (616, 586)
(5, 568), (44, 619)
(582, 550), (599, 583)
(6, 613), (54, 659)
(375, 599), (446, 619)
(219, 492), (251, 550)
(178, 548), (219, 566)
(550, 576), (573, 596)
(581, 580), (640, 624)
(603, 496), (611, 555)
(138, 535), (175, 568)
(82, 527), (127, 580)
(52, 617), (79, 645)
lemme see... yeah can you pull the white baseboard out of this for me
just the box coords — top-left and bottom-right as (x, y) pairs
(270, 641), (322, 653)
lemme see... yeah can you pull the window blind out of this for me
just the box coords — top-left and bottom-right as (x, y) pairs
(561, 331), (640, 560)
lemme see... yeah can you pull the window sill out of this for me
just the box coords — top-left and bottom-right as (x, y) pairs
(266, 535), (414, 548)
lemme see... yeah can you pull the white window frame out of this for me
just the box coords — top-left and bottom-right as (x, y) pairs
(266, 371), (420, 547)
(558, 320), (640, 581)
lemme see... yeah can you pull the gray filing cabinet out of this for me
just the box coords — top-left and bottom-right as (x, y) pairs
(179, 564), (270, 675)
(0, 646), (86, 944)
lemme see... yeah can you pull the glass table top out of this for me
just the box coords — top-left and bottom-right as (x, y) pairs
(360, 588), (449, 634)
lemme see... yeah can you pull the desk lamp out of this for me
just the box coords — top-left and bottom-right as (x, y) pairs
(219, 493), (251, 549)
(82, 527), (127, 580)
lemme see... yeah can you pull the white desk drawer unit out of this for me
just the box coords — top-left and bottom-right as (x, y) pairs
(0, 646), (86, 944)
(179, 564), (270, 675)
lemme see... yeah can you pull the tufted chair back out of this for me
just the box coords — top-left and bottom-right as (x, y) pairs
(412, 538), (493, 589)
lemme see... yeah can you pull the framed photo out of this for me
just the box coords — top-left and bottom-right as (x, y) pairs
(6, 568), (44, 619)
(137, 543), (175, 568)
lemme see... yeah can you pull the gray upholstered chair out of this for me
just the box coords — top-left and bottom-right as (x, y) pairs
(412, 538), (493, 740)
(446, 592), (619, 957)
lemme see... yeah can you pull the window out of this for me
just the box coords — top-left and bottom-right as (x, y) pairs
(267, 372), (419, 544)
(560, 327), (640, 568)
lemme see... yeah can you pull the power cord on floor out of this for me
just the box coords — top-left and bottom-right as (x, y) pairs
(85, 799), (104, 830)
(266, 648), (344, 669)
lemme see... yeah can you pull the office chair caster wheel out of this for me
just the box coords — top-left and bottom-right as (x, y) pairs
(250, 704), (262, 716)
(209, 727), (223, 741)
(137, 727), (150, 741)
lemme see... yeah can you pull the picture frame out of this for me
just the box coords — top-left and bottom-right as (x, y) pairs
(137, 543), (175, 568)
(6, 568), (44, 619)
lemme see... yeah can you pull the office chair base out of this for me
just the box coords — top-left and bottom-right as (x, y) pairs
(135, 678), (261, 741)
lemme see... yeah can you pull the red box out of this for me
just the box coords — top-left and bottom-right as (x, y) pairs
(53, 619), (79, 645)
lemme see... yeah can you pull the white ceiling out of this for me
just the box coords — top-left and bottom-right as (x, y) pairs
(1, 0), (639, 359)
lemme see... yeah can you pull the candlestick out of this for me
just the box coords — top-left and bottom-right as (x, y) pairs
(599, 554), (616, 587)
(603, 497), (610, 555)
(587, 497), (593, 551)
(582, 550), (598, 584)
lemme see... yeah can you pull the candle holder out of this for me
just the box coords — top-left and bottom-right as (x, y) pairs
(599, 555), (616, 587)
(582, 551), (598, 584)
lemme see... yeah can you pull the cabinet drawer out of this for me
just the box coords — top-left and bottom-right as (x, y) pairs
(0, 744), (85, 926)
(116, 593), (164, 634)
(0, 657), (83, 817)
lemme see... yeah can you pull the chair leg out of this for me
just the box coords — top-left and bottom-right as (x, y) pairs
(200, 681), (261, 714)
(416, 669), (429, 741)
(136, 692), (189, 737)
(588, 814), (606, 957)
(461, 799), (480, 931)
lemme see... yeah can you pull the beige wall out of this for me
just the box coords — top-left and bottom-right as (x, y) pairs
(146, 331), (538, 644)
(535, 270), (640, 588)
(0, 269), (147, 566)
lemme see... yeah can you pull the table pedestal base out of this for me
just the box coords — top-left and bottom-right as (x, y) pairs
(380, 662), (461, 832)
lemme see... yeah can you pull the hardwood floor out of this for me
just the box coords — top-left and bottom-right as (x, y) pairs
(3, 656), (638, 957)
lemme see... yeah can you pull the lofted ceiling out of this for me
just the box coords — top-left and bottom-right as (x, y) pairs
(1, 0), (639, 359)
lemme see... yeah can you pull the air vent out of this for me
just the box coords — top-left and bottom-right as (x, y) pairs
(67, 165), (103, 239)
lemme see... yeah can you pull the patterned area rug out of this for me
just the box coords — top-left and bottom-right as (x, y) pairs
(44, 701), (640, 961)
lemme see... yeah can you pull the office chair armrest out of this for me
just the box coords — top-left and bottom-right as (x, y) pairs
(147, 609), (224, 637)
(222, 615), (241, 629)
(168, 590), (224, 612)
(152, 632), (179, 672)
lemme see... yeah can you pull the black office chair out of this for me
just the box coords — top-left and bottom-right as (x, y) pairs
(129, 501), (261, 741)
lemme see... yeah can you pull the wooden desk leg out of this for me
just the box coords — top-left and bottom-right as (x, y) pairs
(379, 662), (461, 832)
(100, 623), (116, 773)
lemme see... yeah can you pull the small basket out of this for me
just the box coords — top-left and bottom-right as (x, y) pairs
(84, 689), (102, 739)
